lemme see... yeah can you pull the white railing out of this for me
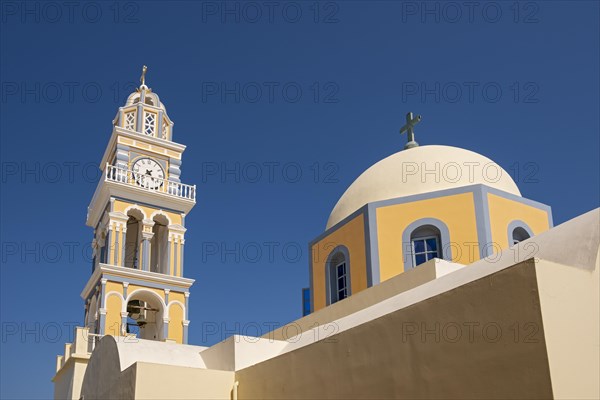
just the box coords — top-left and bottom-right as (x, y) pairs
(105, 164), (196, 201)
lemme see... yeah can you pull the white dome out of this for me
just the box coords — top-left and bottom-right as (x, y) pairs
(326, 145), (521, 229)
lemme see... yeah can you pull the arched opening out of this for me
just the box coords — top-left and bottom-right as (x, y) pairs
(410, 225), (441, 267)
(124, 209), (144, 269)
(150, 214), (169, 274)
(512, 226), (531, 245)
(327, 249), (350, 305)
(125, 291), (164, 341)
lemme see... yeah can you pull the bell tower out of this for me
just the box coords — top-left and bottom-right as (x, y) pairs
(82, 67), (196, 344)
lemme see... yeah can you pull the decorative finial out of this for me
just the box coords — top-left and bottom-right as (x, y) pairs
(399, 112), (422, 149)
(140, 65), (148, 88)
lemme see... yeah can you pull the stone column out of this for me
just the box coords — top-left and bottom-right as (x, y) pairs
(109, 212), (129, 267)
(98, 279), (107, 335)
(140, 219), (155, 271)
(105, 226), (113, 265)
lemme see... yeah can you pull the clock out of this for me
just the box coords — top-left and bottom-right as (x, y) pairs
(132, 158), (165, 189)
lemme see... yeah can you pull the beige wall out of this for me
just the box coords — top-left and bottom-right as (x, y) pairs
(238, 260), (554, 399)
(535, 258), (600, 399)
(53, 360), (88, 400)
(132, 363), (234, 399)
(265, 259), (441, 341)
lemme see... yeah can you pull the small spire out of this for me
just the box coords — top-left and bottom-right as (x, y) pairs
(399, 112), (422, 149)
(139, 65), (148, 89)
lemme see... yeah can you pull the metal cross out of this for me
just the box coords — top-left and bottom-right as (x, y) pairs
(399, 112), (422, 149)
(140, 65), (148, 87)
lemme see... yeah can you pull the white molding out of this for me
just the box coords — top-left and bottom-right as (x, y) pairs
(80, 264), (194, 300)
(87, 178), (195, 228)
(106, 291), (125, 306)
(150, 210), (173, 225)
(123, 204), (147, 220)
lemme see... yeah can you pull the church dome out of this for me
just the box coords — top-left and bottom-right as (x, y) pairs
(326, 145), (521, 229)
(125, 90), (167, 111)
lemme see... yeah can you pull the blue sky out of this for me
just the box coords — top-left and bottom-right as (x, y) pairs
(1, 1), (598, 398)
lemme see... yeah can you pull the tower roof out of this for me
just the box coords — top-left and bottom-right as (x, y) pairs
(326, 145), (521, 229)
(123, 66), (167, 112)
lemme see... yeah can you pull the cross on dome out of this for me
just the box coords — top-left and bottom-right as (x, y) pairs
(140, 65), (148, 89)
(400, 112), (422, 149)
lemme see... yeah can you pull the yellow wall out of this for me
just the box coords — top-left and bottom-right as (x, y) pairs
(376, 193), (479, 281)
(168, 303), (184, 344)
(104, 293), (123, 337)
(487, 193), (550, 249)
(311, 213), (367, 311)
(118, 135), (181, 160)
(103, 282), (124, 336)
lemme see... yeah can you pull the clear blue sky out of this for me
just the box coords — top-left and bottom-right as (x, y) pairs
(1, 1), (598, 398)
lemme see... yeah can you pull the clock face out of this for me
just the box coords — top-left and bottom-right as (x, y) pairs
(132, 158), (165, 189)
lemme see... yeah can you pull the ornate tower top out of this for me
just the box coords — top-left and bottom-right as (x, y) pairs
(113, 65), (174, 142)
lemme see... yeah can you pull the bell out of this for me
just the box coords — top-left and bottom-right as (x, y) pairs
(127, 300), (145, 320)
(136, 314), (147, 327)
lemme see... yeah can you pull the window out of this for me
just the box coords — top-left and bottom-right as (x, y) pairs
(512, 227), (531, 245)
(302, 288), (311, 316)
(328, 250), (349, 304)
(124, 111), (136, 131)
(144, 112), (156, 136)
(334, 261), (348, 301)
(410, 225), (441, 267)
